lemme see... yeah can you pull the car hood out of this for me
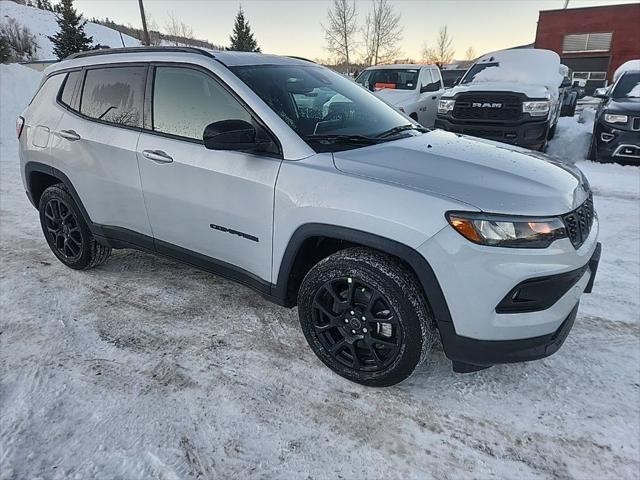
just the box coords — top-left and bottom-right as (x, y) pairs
(444, 81), (550, 99)
(332, 129), (589, 216)
(605, 97), (640, 113)
(373, 89), (417, 106)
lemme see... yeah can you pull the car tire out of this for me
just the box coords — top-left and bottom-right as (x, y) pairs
(39, 184), (111, 270)
(297, 247), (436, 387)
(547, 123), (557, 140)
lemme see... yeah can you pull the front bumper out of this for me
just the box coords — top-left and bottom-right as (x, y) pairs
(594, 121), (640, 163)
(435, 117), (549, 150)
(418, 218), (600, 371)
(439, 243), (601, 371)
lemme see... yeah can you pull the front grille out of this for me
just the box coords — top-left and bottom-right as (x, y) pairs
(632, 117), (640, 131)
(452, 94), (522, 122)
(562, 194), (594, 249)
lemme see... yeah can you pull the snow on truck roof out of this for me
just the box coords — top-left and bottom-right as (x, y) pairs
(614, 60), (640, 82)
(470, 48), (563, 92)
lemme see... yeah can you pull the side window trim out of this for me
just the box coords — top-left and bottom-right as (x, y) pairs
(147, 62), (283, 157)
(56, 62), (149, 134)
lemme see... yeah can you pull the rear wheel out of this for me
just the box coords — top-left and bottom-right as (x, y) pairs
(39, 184), (111, 270)
(297, 248), (435, 387)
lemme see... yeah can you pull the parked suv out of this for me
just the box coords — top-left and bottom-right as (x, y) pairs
(355, 64), (444, 127)
(589, 60), (640, 164)
(436, 49), (570, 151)
(18, 48), (601, 386)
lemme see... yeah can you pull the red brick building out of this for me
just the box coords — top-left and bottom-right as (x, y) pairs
(534, 3), (640, 93)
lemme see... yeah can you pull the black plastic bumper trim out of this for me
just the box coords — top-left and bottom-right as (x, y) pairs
(495, 243), (601, 314)
(443, 303), (579, 372)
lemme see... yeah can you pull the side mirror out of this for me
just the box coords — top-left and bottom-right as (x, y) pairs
(420, 82), (439, 93)
(203, 119), (270, 152)
(593, 87), (609, 99)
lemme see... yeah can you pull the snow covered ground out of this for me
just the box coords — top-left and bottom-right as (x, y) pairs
(1, 63), (639, 479)
(0, 1), (140, 60)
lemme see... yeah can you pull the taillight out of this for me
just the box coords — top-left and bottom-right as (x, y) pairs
(16, 116), (25, 139)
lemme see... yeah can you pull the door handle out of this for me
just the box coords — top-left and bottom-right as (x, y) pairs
(58, 129), (81, 141)
(142, 150), (173, 164)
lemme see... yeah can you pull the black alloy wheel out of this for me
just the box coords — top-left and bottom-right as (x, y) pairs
(311, 277), (403, 372)
(39, 184), (111, 270)
(43, 197), (83, 261)
(298, 248), (435, 387)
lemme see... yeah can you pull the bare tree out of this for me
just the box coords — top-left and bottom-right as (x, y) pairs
(322, 0), (357, 74)
(164, 11), (194, 46)
(464, 46), (476, 61)
(361, 0), (402, 66)
(422, 25), (455, 67)
(0, 18), (39, 62)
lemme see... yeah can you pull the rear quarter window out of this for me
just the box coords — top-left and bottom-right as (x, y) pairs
(80, 66), (146, 128)
(59, 70), (82, 109)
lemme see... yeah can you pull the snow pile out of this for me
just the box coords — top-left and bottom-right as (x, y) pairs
(613, 59), (640, 82)
(0, 63), (42, 155)
(472, 49), (563, 93)
(0, 0), (140, 60)
(546, 108), (595, 163)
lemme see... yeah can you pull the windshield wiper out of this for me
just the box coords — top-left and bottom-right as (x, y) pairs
(376, 124), (427, 138)
(303, 134), (382, 145)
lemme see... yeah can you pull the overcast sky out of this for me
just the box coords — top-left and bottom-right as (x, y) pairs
(74, 0), (637, 61)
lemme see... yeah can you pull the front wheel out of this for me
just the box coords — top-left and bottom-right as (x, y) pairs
(297, 248), (436, 387)
(39, 184), (111, 270)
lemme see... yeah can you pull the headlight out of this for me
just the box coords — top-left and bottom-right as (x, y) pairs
(446, 212), (567, 248)
(604, 113), (628, 124)
(438, 99), (455, 114)
(522, 101), (550, 117)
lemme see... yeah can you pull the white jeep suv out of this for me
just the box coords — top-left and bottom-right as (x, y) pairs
(18, 47), (601, 386)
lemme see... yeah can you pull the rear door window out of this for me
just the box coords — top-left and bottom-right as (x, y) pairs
(80, 66), (146, 128)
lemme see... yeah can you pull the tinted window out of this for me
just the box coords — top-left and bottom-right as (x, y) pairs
(80, 67), (146, 127)
(233, 64), (420, 151)
(612, 72), (640, 98)
(355, 68), (418, 91)
(153, 67), (252, 140)
(60, 70), (81, 108)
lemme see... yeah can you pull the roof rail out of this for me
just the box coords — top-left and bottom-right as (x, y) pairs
(66, 46), (216, 61)
(286, 56), (316, 64)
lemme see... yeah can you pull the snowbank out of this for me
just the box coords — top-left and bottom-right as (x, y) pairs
(0, 64), (42, 149)
(0, 0), (140, 60)
(546, 108), (594, 163)
(613, 59), (640, 82)
(471, 49), (563, 93)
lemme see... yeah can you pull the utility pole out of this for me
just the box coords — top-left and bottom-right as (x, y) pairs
(138, 0), (151, 46)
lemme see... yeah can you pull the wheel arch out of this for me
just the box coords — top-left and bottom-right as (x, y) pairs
(25, 162), (94, 230)
(273, 224), (453, 327)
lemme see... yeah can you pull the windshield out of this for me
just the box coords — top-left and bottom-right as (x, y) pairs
(232, 64), (421, 152)
(355, 68), (419, 91)
(611, 72), (640, 98)
(460, 62), (497, 84)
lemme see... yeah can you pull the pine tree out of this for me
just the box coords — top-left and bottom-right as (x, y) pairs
(229, 6), (260, 52)
(48, 0), (93, 59)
